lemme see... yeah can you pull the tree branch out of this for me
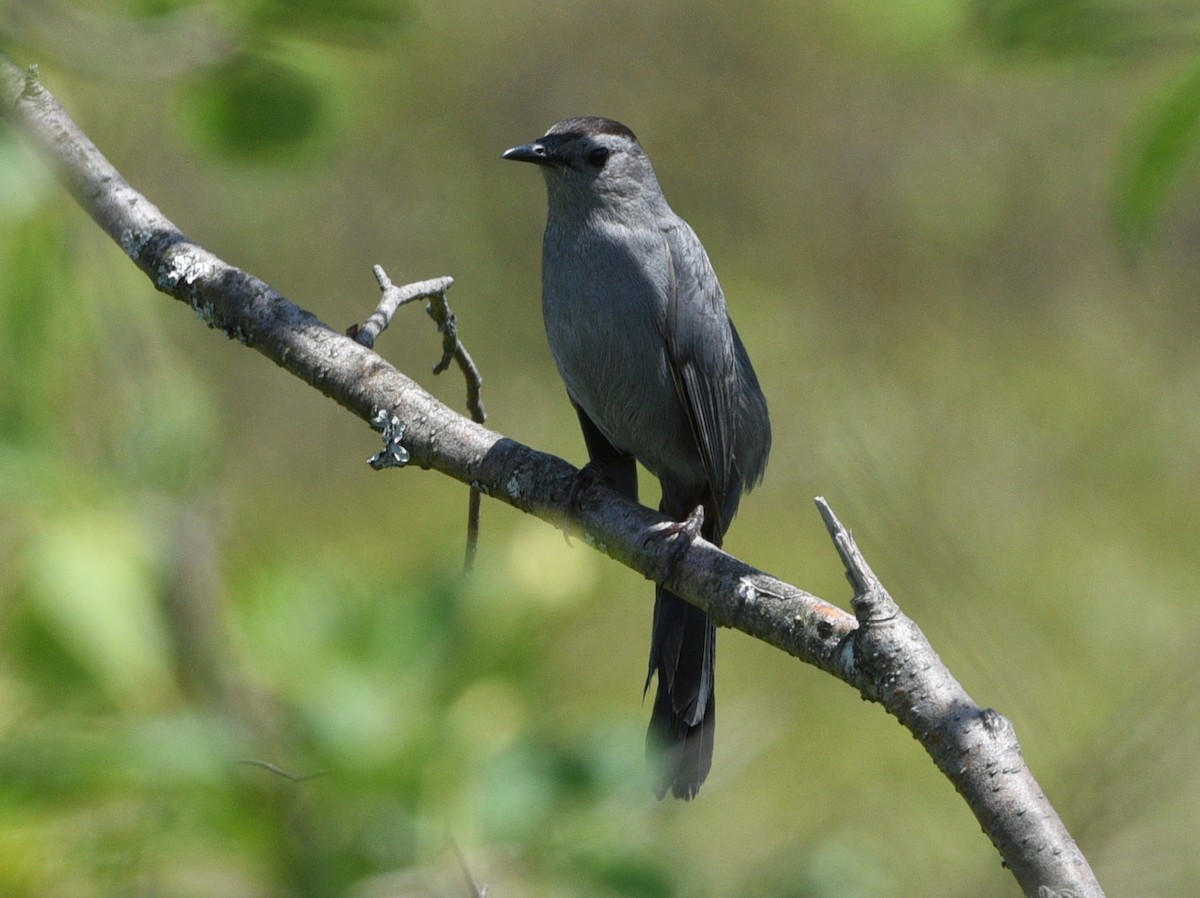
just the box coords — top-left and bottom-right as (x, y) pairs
(0, 52), (1104, 898)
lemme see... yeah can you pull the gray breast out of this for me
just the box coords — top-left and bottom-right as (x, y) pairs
(541, 218), (705, 484)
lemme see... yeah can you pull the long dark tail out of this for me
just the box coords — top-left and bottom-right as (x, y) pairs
(646, 585), (716, 800)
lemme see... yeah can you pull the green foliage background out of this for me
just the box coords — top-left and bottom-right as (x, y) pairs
(3, 1), (1200, 895)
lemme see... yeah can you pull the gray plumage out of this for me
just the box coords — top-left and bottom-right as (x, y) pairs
(504, 117), (771, 799)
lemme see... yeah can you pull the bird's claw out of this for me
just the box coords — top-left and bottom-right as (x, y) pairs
(645, 504), (704, 584)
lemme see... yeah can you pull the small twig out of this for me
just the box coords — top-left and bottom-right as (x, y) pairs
(814, 496), (896, 623)
(464, 487), (482, 570)
(357, 265), (487, 572)
(349, 269), (455, 350)
(451, 840), (489, 898)
(422, 285), (487, 424)
(236, 758), (328, 783)
(419, 281), (487, 572)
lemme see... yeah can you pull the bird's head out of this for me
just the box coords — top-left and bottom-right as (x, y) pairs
(503, 117), (665, 214)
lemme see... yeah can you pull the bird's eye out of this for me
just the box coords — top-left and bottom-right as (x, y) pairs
(587, 147), (610, 169)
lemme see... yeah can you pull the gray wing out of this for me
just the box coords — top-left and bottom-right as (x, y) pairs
(659, 220), (740, 529)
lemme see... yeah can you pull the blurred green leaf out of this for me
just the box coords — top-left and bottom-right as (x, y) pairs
(176, 54), (326, 163)
(24, 510), (173, 708)
(972, 0), (1157, 58)
(1115, 63), (1200, 252)
(570, 851), (673, 898)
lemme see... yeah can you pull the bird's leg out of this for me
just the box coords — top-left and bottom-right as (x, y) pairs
(563, 404), (639, 543)
(565, 458), (613, 513)
(560, 458), (625, 545)
(644, 504), (705, 584)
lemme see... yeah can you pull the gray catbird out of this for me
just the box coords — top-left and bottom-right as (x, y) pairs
(503, 117), (771, 799)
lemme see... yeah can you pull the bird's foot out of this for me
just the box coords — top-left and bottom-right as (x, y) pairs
(560, 460), (611, 545)
(644, 505), (705, 584)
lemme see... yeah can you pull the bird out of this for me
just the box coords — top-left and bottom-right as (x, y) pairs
(503, 117), (771, 799)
